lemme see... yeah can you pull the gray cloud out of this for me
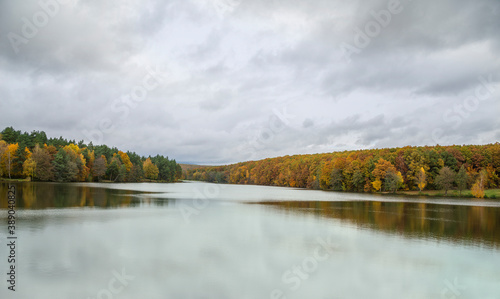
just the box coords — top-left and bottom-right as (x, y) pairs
(0, 0), (499, 164)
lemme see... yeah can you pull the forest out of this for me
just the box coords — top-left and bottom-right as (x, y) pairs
(0, 127), (182, 183)
(185, 143), (500, 198)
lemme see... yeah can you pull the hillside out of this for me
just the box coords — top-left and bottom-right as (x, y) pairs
(185, 143), (500, 198)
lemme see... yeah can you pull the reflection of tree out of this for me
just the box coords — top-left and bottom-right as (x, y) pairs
(22, 183), (36, 208)
(0, 182), (159, 209)
(259, 201), (500, 247)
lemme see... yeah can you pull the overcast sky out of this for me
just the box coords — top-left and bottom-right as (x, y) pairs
(1, 0), (499, 164)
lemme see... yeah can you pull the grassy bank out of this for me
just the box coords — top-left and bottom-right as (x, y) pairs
(0, 178), (30, 183)
(398, 188), (500, 199)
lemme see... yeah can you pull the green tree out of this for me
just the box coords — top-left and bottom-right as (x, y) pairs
(385, 169), (403, 193)
(1, 127), (20, 143)
(53, 149), (78, 182)
(106, 156), (122, 182)
(352, 170), (365, 192)
(435, 166), (455, 195)
(330, 168), (343, 191)
(455, 165), (468, 196)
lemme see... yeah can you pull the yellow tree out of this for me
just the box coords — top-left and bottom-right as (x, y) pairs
(416, 167), (427, 191)
(87, 149), (95, 177)
(407, 151), (429, 189)
(372, 178), (382, 192)
(63, 144), (89, 181)
(118, 151), (133, 172)
(372, 158), (396, 192)
(22, 147), (35, 179)
(0, 140), (7, 177)
(471, 170), (487, 198)
(23, 157), (36, 180)
(3, 143), (19, 179)
(143, 158), (159, 180)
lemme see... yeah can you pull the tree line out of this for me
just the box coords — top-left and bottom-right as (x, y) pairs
(0, 127), (182, 183)
(186, 143), (500, 198)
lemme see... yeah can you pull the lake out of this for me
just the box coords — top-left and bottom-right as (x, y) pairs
(1, 181), (499, 299)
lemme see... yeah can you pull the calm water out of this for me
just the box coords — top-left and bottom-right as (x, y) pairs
(0, 181), (499, 299)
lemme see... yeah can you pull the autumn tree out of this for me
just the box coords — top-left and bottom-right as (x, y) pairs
(372, 178), (382, 192)
(143, 158), (159, 180)
(435, 166), (455, 195)
(85, 149), (95, 178)
(372, 158), (396, 192)
(118, 151), (133, 172)
(416, 167), (427, 192)
(0, 140), (7, 177)
(385, 169), (404, 193)
(406, 151), (429, 189)
(93, 155), (107, 181)
(63, 144), (89, 181)
(22, 148), (36, 180)
(471, 170), (487, 198)
(32, 144), (55, 181)
(319, 161), (333, 190)
(4, 143), (18, 179)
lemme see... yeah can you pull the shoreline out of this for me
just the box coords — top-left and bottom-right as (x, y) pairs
(2, 178), (498, 199)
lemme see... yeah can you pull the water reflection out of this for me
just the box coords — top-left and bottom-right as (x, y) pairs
(0, 182), (165, 209)
(258, 200), (500, 248)
(2, 182), (499, 248)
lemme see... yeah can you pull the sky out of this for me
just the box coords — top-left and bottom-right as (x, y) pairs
(0, 0), (499, 165)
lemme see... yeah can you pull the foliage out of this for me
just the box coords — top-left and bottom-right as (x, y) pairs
(372, 179), (382, 192)
(186, 143), (500, 197)
(0, 127), (181, 183)
(416, 167), (427, 191)
(435, 167), (455, 195)
(455, 165), (468, 196)
(93, 155), (107, 181)
(143, 158), (159, 180)
(471, 170), (487, 198)
(385, 170), (403, 193)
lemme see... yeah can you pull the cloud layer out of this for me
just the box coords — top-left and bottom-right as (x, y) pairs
(1, 0), (499, 164)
